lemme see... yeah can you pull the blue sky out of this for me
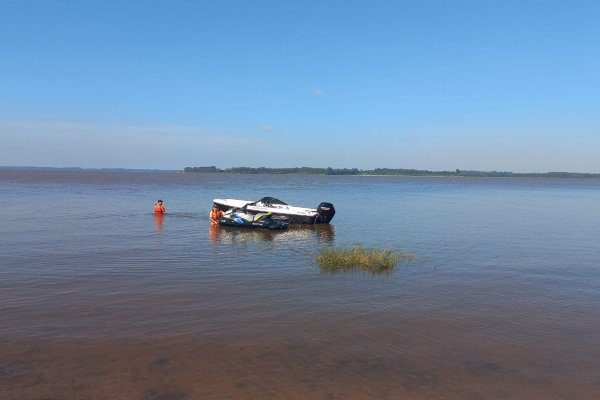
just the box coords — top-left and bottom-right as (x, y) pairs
(1, 1), (599, 172)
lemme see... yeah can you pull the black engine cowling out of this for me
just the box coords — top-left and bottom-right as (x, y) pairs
(316, 202), (335, 223)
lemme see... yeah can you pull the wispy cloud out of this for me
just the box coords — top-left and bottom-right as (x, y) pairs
(258, 124), (274, 132)
(312, 87), (324, 96)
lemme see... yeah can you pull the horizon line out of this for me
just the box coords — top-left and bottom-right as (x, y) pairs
(2, 165), (599, 176)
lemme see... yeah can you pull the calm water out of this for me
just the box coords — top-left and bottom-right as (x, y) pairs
(1, 170), (600, 399)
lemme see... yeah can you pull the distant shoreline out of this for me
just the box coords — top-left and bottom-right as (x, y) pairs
(183, 166), (600, 179)
(2, 165), (599, 178)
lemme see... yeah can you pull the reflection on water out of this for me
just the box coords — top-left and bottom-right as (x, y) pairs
(208, 223), (220, 244)
(153, 213), (164, 232)
(214, 224), (335, 245)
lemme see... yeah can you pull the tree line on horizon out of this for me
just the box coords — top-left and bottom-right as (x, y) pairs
(182, 166), (600, 178)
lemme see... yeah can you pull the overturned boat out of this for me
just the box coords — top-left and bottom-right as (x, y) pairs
(218, 210), (288, 230)
(213, 196), (335, 224)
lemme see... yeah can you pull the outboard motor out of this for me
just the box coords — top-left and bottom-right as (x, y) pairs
(316, 202), (335, 224)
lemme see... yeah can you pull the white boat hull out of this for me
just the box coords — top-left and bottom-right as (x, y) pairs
(213, 197), (335, 224)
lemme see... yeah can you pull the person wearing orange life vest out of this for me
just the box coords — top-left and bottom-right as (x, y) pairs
(209, 203), (223, 225)
(153, 199), (165, 214)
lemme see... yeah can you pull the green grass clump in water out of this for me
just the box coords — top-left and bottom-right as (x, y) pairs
(316, 245), (415, 274)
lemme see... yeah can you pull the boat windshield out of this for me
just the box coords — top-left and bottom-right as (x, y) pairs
(254, 197), (288, 207)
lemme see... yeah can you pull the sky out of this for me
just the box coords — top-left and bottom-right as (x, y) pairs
(1, 0), (599, 172)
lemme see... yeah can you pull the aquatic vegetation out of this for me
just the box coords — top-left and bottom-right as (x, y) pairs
(316, 245), (415, 274)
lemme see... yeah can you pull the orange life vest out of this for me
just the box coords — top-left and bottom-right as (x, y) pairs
(209, 208), (222, 223)
(154, 203), (165, 214)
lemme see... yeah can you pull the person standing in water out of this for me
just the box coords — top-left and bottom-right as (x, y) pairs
(153, 200), (165, 214)
(209, 203), (223, 225)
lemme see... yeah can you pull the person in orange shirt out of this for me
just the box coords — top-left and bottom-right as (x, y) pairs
(209, 203), (223, 225)
(153, 200), (165, 214)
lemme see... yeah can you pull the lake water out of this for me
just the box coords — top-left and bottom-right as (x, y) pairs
(1, 170), (599, 399)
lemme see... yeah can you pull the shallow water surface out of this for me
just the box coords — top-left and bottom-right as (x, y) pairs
(1, 170), (600, 399)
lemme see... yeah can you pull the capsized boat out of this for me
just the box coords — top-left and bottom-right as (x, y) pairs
(213, 196), (335, 224)
(218, 210), (289, 230)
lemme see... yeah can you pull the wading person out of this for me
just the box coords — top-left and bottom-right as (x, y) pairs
(153, 199), (165, 214)
(209, 203), (223, 225)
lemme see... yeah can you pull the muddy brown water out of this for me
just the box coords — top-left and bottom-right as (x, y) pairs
(2, 170), (600, 399)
